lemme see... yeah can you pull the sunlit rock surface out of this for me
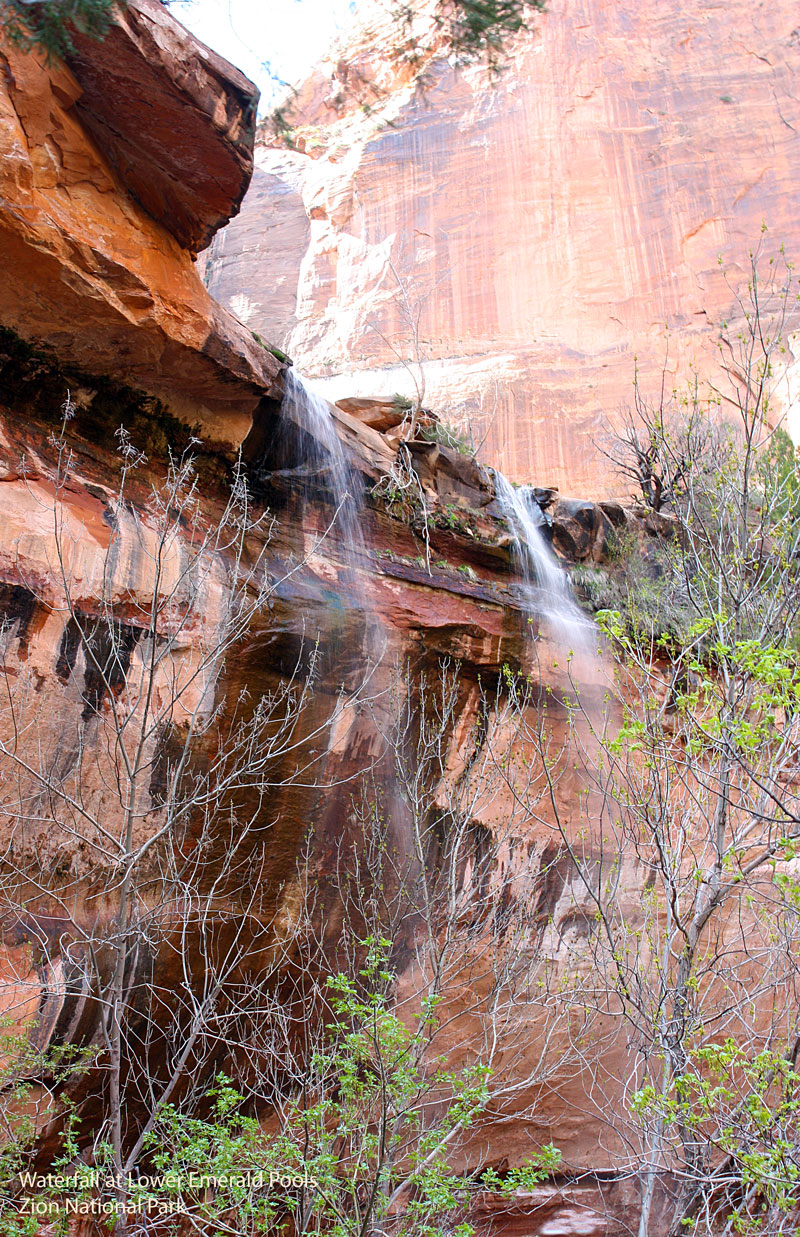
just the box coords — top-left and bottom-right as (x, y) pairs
(0, 0), (282, 450)
(201, 0), (800, 495)
(0, 5), (770, 1234)
(65, 0), (260, 254)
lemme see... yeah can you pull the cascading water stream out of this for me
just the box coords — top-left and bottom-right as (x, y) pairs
(281, 368), (364, 558)
(493, 471), (594, 656)
(279, 369), (388, 663)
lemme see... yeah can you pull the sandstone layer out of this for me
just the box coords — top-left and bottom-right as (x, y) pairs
(201, 0), (800, 495)
(0, 7), (655, 1234)
(0, 7), (784, 1236)
(65, 0), (259, 254)
(0, 0), (283, 450)
(0, 390), (645, 1237)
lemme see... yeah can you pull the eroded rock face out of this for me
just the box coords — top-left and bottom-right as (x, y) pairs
(201, 0), (800, 495)
(0, 11), (743, 1235)
(65, 0), (259, 255)
(0, 15), (282, 450)
(0, 387), (689, 1236)
(0, 407), (546, 1098)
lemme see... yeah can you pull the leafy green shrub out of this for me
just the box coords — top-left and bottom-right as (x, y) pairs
(632, 1040), (800, 1233)
(0, 947), (559, 1235)
(252, 331), (290, 364)
(571, 540), (694, 654)
(120, 944), (560, 1236)
(0, 1028), (100, 1235)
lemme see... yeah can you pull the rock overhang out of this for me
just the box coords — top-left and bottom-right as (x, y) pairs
(0, 0), (285, 452)
(64, 0), (260, 255)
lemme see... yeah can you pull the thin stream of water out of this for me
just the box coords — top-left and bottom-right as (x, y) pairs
(281, 375), (594, 665)
(493, 471), (594, 656)
(281, 368), (365, 565)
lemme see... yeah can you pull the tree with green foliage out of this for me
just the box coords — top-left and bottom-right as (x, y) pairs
(124, 941), (560, 1237)
(633, 1039), (800, 1235)
(1, 943), (559, 1236)
(529, 240), (800, 1236)
(0, 406), (578, 1236)
(433, 0), (546, 66)
(148, 661), (586, 1237)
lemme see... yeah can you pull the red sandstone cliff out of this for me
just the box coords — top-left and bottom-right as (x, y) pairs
(201, 0), (800, 496)
(0, 0), (284, 449)
(1, 6), (789, 1236)
(0, 9), (640, 1234)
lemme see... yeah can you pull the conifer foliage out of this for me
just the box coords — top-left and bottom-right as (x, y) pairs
(438, 0), (546, 64)
(0, 0), (122, 60)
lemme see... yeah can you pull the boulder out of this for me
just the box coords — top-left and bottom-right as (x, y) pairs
(551, 498), (599, 560)
(335, 395), (407, 431)
(551, 497), (623, 563)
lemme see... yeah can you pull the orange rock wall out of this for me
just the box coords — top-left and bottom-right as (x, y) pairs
(202, 0), (800, 495)
(2, 6), (796, 1232)
(0, 3), (282, 451)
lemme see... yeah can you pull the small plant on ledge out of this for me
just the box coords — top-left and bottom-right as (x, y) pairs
(420, 419), (475, 456)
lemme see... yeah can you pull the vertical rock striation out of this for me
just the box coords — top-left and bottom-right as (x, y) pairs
(202, 0), (800, 494)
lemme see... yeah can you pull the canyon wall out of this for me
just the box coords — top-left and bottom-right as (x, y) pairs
(201, 0), (800, 495)
(0, 7), (648, 1234)
(1, 5), (789, 1236)
(0, 0), (283, 449)
(0, 391), (645, 1236)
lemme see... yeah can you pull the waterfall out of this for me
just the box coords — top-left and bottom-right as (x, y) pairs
(493, 471), (594, 655)
(281, 368), (364, 561)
